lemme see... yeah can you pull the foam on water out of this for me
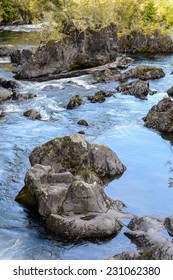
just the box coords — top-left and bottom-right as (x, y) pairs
(0, 57), (11, 64)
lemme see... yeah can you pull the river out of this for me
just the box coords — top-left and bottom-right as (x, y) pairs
(0, 26), (173, 260)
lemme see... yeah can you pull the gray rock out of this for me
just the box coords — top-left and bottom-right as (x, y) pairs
(16, 164), (128, 239)
(0, 78), (19, 90)
(0, 109), (5, 118)
(118, 30), (173, 54)
(23, 109), (42, 120)
(87, 90), (114, 103)
(66, 95), (83, 110)
(109, 250), (141, 260)
(61, 181), (115, 214)
(0, 87), (13, 103)
(125, 66), (165, 80)
(166, 86), (173, 97)
(11, 49), (33, 65)
(77, 120), (88, 126)
(15, 135), (128, 240)
(143, 97), (173, 132)
(29, 134), (126, 185)
(12, 92), (37, 101)
(0, 45), (17, 57)
(128, 216), (164, 233)
(46, 211), (123, 239)
(111, 216), (173, 260)
(117, 79), (155, 99)
(14, 24), (118, 80)
(116, 54), (132, 69)
(164, 215), (173, 236)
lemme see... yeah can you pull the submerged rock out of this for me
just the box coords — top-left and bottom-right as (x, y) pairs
(23, 109), (42, 120)
(143, 97), (173, 132)
(16, 135), (127, 240)
(66, 95), (83, 110)
(117, 79), (155, 99)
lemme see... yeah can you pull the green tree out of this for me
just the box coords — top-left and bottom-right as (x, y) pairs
(142, 0), (157, 24)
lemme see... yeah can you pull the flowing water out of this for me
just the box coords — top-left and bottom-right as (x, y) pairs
(1, 26), (173, 259)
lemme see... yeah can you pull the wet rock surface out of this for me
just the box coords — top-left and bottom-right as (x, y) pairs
(0, 45), (17, 57)
(166, 86), (173, 97)
(77, 120), (89, 127)
(110, 216), (173, 260)
(16, 134), (128, 239)
(0, 109), (5, 118)
(0, 87), (13, 103)
(66, 95), (83, 110)
(23, 109), (42, 120)
(87, 90), (114, 103)
(125, 66), (165, 80)
(29, 134), (126, 184)
(12, 92), (37, 101)
(14, 24), (118, 80)
(0, 78), (19, 90)
(117, 79), (155, 99)
(143, 97), (173, 133)
(118, 30), (173, 54)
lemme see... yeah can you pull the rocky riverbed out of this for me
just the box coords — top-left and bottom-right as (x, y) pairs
(1, 25), (173, 259)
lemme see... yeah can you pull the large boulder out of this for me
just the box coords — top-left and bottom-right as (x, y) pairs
(116, 79), (156, 99)
(16, 164), (129, 239)
(143, 97), (173, 133)
(118, 29), (173, 54)
(14, 24), (118, 80)
(15, 135), (128, 240)
(29, 134), (126, 185)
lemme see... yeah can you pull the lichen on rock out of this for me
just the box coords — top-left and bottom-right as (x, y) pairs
(15, 134), (127, 240)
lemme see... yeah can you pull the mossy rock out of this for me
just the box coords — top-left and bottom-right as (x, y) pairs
(15, 185), (37, 210)
(66, 95), (83, 110)
(87, 90), (113, 103)
(77, 120), (89, 127)
(23, 109), (42, 120)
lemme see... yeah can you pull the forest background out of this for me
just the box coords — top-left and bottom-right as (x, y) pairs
(0, 0), (173, 40)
